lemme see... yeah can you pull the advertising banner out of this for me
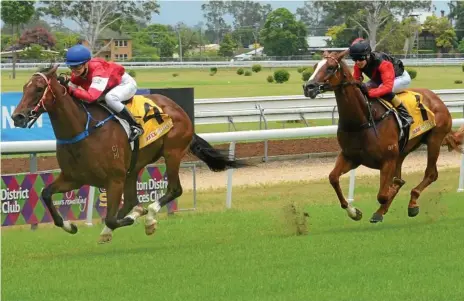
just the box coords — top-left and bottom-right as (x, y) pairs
(1, 89), (153, 142)
(1, 165), (177, 227)
(1, 172), (90, 226)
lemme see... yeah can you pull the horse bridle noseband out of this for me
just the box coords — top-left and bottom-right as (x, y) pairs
(26, 72), (66, 128)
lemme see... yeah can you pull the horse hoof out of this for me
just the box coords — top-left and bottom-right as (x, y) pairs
(98, 234), (113, 244)
(408, 206), (420, 217)
(69, 223), (78, 234)
(145, 220), (158, 236)
(62, 221), (78, 234)
(370, 213), (383, 223)
(347, 207), (363, 221)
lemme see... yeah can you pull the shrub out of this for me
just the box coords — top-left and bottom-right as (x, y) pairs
(462, 64), (464, 72)
(210, 67), (217, 74)
(172, 73), (179, 77)
(244, 70), (252, 76)
(312, 53), (322, 60)
(273, 69), (290, 83)
(128, 70), (136, 78)
(297, 66), (307, 73)
(267, 75), (274, 83)
(455, 80), (463, 84)
(236, 68), (244, 75)
(406, 68), (417, 80)
(301, 68), (313, 81)
(209, 72), (216, 76)
(252, 64), (262, 73)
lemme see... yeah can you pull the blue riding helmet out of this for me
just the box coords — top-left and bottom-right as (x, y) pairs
(65, 44), (91, 66)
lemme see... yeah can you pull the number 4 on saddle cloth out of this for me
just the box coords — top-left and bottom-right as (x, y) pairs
(119, 95), (174, 149)
(377, 91), (436, 151)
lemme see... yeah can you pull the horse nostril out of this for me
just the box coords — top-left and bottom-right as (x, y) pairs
(12, 113), (28, 127)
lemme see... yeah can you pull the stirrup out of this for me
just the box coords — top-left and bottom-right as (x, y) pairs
(128, 127), (144, 142)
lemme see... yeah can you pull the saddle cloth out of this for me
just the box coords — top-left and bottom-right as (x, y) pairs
(378, 90), (436, 140)
(123, 95), (174, 149)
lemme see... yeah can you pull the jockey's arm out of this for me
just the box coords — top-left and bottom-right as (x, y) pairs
(367, 61), (394, 98)
(69, 69), (109, 103)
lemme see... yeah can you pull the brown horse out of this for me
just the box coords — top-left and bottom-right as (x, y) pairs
(11, 65), (246, 243)
(303, 51), (464, 223)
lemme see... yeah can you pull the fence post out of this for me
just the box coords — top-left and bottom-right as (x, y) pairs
(226, 142), (236, 209)
(458, 154), (464, 193)
(348, 169), (356, 203)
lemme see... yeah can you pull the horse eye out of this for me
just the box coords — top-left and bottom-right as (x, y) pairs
(36, 87), (44, 93)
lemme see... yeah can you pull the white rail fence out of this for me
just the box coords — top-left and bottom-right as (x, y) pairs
(195, 89), (464, 127)
(2, 120), (464, 210)
(2, 58), (463, 70)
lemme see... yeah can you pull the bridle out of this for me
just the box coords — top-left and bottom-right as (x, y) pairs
(26, 72), (67, 128)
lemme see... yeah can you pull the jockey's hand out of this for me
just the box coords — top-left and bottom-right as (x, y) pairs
(360, 83), (370, 95)
(57, 74), (70, 86)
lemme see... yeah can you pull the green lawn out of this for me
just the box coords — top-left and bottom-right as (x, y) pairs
(2, 167), (464, 301)
(2, 66), (463, 98)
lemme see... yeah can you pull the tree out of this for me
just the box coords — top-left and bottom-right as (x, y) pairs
(218, 33), (237, 57)
(0, 0), (35, 78)
(39, 0), (160, 54)
(296, 1), (326, 36)
(423, 15), (458, 52)
(201, 1), (229, 43)
(19, 27), (57, 49)
(260, 8), (308, 57)
(449, 1), (464, 41)
(316, 1), (431, 50)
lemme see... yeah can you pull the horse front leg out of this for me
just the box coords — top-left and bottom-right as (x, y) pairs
(116, 173), (146, 222)
(98, 178), (126, 244)
(41, 173), (81, 234)
(371, 159), (399, 223)
(329, 153), (362, 221)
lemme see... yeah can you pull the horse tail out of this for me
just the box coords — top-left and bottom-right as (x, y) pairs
(442, 125), (464, 154)
(189, 134), (249, 172)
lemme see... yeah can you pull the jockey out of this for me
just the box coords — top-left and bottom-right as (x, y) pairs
(64, 44), (144, 142)
(349, 38), (413, 127)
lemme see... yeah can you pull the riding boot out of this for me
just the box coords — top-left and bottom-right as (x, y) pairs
(391, 95), (414, 128)
(116, 107), (144, 142)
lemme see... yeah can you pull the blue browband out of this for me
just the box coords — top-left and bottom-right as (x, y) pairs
(56, 104), (115, 145)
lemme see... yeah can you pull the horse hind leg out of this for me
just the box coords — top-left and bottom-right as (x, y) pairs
(41, 173), (81, 234)
(408, 133), (444, 217)
(329, 153), (362, 221)
(146, 148), (186, 235)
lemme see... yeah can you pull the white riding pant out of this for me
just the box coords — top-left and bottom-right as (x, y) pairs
(104, 73), (137, 113)
(366, 70), (411, 94)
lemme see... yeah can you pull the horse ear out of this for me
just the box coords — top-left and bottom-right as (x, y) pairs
(47, 64), (60, 77)
(322, 50), (330, 57)
(337, 49), (350, 61)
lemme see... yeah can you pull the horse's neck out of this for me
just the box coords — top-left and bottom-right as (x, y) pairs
(47, 94), (88, 141)
(335, 85), (369, 128)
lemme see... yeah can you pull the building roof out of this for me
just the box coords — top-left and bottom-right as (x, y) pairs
(306, 36), (332, 48)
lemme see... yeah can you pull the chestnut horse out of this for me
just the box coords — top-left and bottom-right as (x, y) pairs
(303, 51), (464, 223)
(11, 65), (246, 243)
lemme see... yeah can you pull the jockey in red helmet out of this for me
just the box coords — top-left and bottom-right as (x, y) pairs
(65, 44), (144, 142)
(349, 38), (413, 127)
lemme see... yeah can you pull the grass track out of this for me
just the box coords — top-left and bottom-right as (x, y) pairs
(2, 167), (464, 301)
(2, 66), (463, 98)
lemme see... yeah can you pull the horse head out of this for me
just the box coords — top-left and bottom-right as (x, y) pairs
(303, 50), (352, 99)
(11, 64), (65, 128)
